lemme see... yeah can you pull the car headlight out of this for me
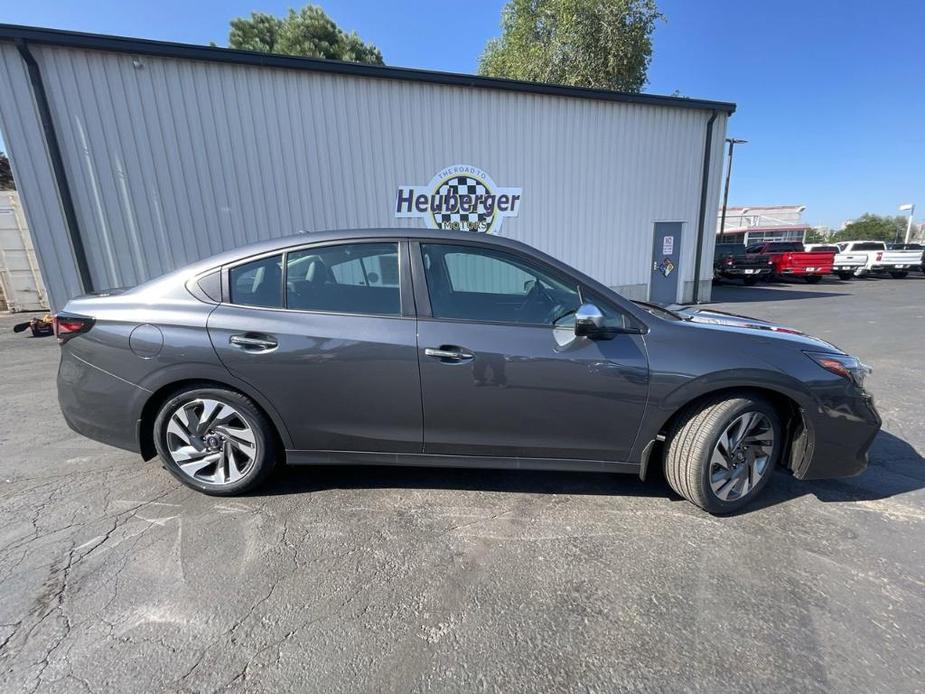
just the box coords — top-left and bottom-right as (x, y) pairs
(805, 351), (872, 389)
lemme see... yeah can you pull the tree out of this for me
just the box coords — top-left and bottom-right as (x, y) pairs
(803, 227), (830, 244)
(834, 214), (909, 243)
(224, 5), (384, 64)
(478, 0), (664, 92)
(0, 152), (14, 190)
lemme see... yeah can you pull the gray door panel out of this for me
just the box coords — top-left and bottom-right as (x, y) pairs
(650, 222), (682, 305)
(417, 320), (649, 460)
(208, 306), (423, 452)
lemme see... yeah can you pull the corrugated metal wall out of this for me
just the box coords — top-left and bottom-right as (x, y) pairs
(0, 41), (727, 310)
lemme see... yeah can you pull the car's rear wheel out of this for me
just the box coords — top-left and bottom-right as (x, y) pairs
(804, 275), (822, 284)
(664, 394), (782, 514)
(153, 387), (277, 495)
(836, 271), (854, 280)
(890, 271), (908, 279)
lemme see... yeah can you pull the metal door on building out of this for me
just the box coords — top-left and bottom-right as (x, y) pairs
(649, 222), (682, 305)
(0, 191), (48, 312)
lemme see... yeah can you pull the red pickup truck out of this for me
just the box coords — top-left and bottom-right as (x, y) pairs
(744, 241), (834, 283)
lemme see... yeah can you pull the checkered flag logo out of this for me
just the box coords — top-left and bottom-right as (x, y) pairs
(434, 176), (492, 231)
(395, 164), (522, 234)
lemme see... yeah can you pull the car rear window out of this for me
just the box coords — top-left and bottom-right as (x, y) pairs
(286, 242), (400, 316)
(230, 254), (283, 308)
(766, 242), (804, 252)
(810, 245), (838, 252)
(852, 242), (886, 251)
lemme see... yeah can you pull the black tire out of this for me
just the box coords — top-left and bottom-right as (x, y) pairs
(663, 394), (782, 514)
(153, 386), (278, 496)
(890, 271), (908, 279)
(836, 272), (853, 280)
(804, 275), (822, 284)
(743, 276), (758, 286)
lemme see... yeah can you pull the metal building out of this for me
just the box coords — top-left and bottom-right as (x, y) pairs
(0, 24), (734, 311)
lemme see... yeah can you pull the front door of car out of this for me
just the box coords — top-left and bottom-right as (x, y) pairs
(208, 240), (422, 453)
(413, 241), (649, 462)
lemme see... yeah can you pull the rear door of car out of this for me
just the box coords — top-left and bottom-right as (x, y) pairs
(410, 239), (649, 463)
(208, 239), (423, 453)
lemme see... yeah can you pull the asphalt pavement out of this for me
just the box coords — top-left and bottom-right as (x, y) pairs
(0, 274), (923, 693)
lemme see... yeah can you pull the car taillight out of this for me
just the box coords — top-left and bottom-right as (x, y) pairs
(54, 313), (95, 344)
(875, 251), (883, 261)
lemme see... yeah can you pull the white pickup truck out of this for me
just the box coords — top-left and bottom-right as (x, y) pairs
(836, 240), (922, 278)
(805, 243), (866, 280)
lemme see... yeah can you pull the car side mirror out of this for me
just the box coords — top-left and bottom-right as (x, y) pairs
(574, 303), (606, 337)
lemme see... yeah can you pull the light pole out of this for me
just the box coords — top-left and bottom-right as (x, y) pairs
(899, 203), (915, 244)
(719, 138), (747, 242)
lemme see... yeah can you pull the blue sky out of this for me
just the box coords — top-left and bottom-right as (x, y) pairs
(1, 0), (922, 228)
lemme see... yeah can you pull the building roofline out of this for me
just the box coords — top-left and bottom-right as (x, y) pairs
(0, 23), (737, 115)
(716, 224), (812, 234)
(722, 204), (806, 211)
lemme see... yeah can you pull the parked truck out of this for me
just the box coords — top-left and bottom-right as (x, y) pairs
(836, 240), (922, 278)
(744, 241), (834, 283)
(804, 243), (867, 280)
(887, 243), (924, 274)
(713, 243), (774, 285)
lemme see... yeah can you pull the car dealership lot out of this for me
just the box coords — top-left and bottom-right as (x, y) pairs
(1, 276), (923, 693)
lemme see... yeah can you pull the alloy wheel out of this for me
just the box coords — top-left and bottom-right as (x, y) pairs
(709, 411), (775, 502)
(165, 398), (257, 485)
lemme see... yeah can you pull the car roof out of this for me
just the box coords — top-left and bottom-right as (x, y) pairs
(201, 228), (534, 266)
(166, 228), (543, 281)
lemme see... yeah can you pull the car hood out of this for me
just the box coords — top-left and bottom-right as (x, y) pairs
(671, 306), (843, 353)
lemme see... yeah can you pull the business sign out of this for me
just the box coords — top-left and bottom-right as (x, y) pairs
(395, 165), (522, 233)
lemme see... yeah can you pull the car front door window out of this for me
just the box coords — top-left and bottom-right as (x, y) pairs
(420, 243), (580, 326)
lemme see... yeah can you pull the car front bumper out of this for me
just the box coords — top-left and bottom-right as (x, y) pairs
(791, 390), (881, 480)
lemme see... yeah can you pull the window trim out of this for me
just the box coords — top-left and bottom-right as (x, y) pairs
(222, 238), (413, 319)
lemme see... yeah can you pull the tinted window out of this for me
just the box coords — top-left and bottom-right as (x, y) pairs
(809, 245), (838, 252)
(421, 243), (580, 325)
(230, 254), (283, 308)
(286, 242), (400, 316)
(852, 242), (886, 251)
(766, 242), (804, 252)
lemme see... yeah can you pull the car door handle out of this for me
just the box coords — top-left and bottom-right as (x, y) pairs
(425, 347), (474, 361)
(230, 333), (278, 351)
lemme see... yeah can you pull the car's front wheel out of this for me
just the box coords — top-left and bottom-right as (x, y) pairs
(664, 394), (782, 514)
(153, 386), (278, 495)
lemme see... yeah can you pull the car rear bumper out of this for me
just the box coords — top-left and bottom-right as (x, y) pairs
(720, 268), (772, 277)
(57, 349), (146, 453)
(793, 391), (881, 480)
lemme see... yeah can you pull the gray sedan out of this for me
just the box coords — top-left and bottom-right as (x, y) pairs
(55, 229), (880, 513)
